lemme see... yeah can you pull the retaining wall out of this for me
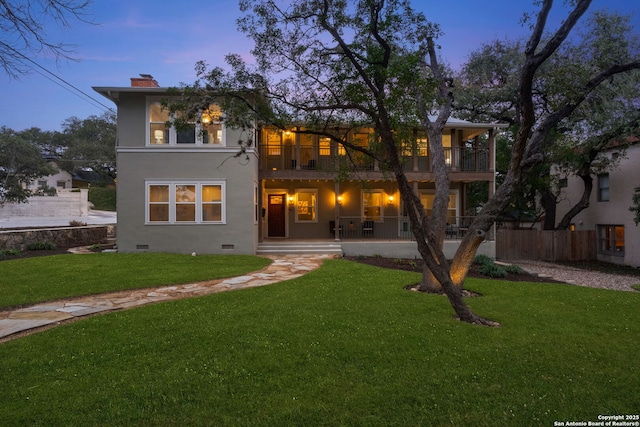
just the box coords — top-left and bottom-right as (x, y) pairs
(0, 226), (109, 251)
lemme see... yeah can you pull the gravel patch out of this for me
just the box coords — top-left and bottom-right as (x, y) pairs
(512, 261), (640, 292)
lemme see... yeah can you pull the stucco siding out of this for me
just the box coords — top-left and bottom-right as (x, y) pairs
(116, 150), (259, 254)
(555, 144), (640, 267)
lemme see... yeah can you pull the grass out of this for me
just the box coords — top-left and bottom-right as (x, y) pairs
(0, 253), (271, 309)
(1, 259), (638, 426)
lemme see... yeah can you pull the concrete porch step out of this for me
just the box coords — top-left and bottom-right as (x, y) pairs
(257, 241), (343, 255)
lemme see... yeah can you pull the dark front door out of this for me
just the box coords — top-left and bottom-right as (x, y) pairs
(268, 194), (286, 237)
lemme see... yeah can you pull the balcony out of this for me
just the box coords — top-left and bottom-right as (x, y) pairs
(259, 144), (491, 174)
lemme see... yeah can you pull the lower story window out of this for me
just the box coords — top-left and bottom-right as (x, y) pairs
(362, 190), (383, 221)
(295, 190), (317, 222)
(147, 181), (225, 224)
(598, 225), (624, 255)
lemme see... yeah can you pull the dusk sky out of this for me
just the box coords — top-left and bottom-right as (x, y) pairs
(1, 0), (638, 132)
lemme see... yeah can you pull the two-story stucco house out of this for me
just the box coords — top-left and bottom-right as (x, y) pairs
(555, 141), (640, 267)
(94, 75), (503, 257)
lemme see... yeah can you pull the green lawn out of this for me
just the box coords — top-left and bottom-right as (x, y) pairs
(1, 259), (638, 426)
(0, 253), (271, 309)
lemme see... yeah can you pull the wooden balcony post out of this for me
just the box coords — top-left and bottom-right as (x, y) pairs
(295, 127), (301, 170)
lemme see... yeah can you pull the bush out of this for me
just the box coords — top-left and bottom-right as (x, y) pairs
(88, 187), (116, 211)
(479, 262), (507, 278)
(0, 249), (21, 258)
(69, 220), (87, 227)
(505, 264), (525, 274)
(473, 254), (494, 266)
(25, 241), (57, 251)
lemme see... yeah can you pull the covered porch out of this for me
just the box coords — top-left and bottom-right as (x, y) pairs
(259, 178), (494, 255)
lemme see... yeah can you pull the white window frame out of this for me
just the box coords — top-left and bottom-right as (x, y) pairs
(147, 99), (226, 146)
(400, 190), (460, 222)
(295, 189), (318, 223)
(418, 190), (460, 223)
(598, 224), (624, 256)
(146, 180), (226, 224)
(362, 189), (384, 222)
(254, 183), (259, 224)
(597, 173), (609, 202)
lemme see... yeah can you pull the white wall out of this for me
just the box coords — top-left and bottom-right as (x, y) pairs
(0, 189), (90, 218)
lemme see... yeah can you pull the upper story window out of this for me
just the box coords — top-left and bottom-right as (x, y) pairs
(597, 174), (609, 202)
(148, 100), (224, 146)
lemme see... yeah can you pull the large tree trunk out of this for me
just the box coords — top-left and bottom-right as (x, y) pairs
(542, 189), (557, 230)
(556, 173), (592, 230)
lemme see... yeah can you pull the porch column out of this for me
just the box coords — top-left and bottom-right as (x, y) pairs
(413, 129), (419, 172)
(295, 127), (301, 170)
(488, 128), (496, 198)
(334, 181), (341, 242)
(451, 129), (457, 171)
(259, 179), (266, 242)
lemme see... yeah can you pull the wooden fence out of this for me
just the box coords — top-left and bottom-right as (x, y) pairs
(496, 229), (597, 262)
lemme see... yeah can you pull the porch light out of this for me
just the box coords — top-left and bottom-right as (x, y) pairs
(388, 195), (394, 204)
(288, 195), (294, 204)
(337, 195), (343, 205)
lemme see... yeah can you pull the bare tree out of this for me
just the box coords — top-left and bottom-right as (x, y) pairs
(0, 0), (93, 78)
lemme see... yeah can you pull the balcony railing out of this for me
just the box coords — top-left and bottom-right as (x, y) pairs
(332, 216), (492, 241)
(259, 144), (490, 173)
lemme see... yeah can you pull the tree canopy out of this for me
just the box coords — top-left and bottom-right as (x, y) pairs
(0, 127), (56, 204)
(172, 0), (640, 325)
(58, 112), (117, 181)
(458, 10), (640, 230)
(0, 0), (94, 78)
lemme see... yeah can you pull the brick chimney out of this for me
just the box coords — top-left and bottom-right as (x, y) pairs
(130, 74), (159, 87)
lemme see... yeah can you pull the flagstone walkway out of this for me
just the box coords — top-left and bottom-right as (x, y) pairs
(0, 254), (334, 342)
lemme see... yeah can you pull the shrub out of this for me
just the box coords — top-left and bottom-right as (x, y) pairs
(473, 254), (493, 266)
(479, 263), (507, 278)
(0, 249), (21, 258)
(88, 187), (116, 211)
(69, 220), (87, 227)
(26, 241), (57, 251)
(505, 264), (525, 274)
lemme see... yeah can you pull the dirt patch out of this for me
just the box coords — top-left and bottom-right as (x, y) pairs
(344, 256), (567, 284)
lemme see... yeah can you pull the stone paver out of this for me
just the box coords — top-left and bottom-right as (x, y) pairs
(0, 254), (334, 342)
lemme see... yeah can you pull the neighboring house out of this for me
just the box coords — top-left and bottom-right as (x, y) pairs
(72, 170), (116, 189)
(26, 156), (73, 193)
(93, 75), (504, 257)
(555, 142), (640, 267)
